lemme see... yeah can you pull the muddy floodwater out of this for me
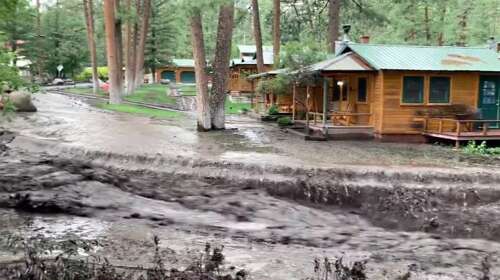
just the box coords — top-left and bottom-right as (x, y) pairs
(1, 92), (500, 279)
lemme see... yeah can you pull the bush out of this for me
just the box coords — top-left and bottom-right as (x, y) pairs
(277, 116), (292, 126)
(463, 141), (500, 156)
(74, 67), (109, 82)
(268, 105), (279, 115)
(255, 79), (272, 96)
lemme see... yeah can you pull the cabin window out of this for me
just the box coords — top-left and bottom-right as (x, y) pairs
(429, 77), (451, 103)
(402, 76), (424, 104)
(357, 78), (367, 102)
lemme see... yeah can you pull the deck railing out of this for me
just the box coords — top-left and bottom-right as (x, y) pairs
(307, 112), (372, 127)
(423, 118), (500, 136)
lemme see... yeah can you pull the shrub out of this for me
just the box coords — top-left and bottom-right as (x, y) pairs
(255, 79), (272, 96)
(75, 67), (109, 82)
(277, 116), (292, 126)
(463, 141), (500, 156)
(268, 105), (279, 115)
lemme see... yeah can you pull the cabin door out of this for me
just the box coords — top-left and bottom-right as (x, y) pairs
(479, 76), (500, 127)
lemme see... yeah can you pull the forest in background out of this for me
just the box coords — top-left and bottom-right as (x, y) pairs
(1, 0), (499, 79)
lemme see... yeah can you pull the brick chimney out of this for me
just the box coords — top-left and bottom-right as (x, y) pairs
(360, 35), (370, 44)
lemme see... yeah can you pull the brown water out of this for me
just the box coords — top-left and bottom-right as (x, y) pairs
(1, 92), (500, 279)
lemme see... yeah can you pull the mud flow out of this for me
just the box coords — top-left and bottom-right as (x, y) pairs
(1, 93), (500, 279)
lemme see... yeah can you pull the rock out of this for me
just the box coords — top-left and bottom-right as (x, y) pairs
(7, 91), (37, 112)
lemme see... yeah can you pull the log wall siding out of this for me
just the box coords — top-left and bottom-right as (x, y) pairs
(229, 65), (273, 93)
(380, 71), (480, 135)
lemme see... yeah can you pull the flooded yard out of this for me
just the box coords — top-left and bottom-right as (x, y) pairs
(1, 92), (500, 279)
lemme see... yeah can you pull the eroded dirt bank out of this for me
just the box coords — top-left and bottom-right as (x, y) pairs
(1, 135), (500, 279)
(1, 93), (500, 279)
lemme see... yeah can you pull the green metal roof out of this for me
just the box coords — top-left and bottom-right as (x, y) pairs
(342, 43), (500, 72)
(172, 59), (195, 68)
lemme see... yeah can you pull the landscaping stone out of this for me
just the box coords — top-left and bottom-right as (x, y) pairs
(8, 91), (37, 112)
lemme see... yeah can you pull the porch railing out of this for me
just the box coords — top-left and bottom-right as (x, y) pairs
(307, 112), (372, 127)
(423, 118), (500, 136)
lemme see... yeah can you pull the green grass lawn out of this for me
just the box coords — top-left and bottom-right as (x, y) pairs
(179, 84), (197, 96)
(225, 98), (251, 114)
(124, 84), (177, 105)
(97, 103), (182, 119)
(65, 87), (107, 96)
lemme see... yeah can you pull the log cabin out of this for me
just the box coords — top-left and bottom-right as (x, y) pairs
(155, 59), (196, 84)
(229, 45), (274, 96)
(250, 42), (500, 145)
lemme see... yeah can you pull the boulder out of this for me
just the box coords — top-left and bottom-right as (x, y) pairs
(8, 91), (37, 112)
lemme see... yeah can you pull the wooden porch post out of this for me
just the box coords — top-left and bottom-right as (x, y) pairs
(292, 83), (296, 121)
(322, 77), (329, 135)
(305, 86), (310, 135)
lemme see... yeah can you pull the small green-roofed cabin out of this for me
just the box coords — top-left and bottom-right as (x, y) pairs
(256, 41), (500, 144)
(156, 59), (196, 84)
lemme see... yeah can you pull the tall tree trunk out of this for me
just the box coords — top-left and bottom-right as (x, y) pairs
(190, 9), (211, 131)
(83, 0), (100, 95)
(103, 0), (124, 104)
(125, 0), (137, 95)
(251, 0), (264, 73)
(272, 0), (280, 68)
(458, 4), (470, 46)
(135, 0), (151, 88)
(328, 0), (340, 53)
(437, 4), (447, 46)
(424, 5), (431, 44)
(211, 3), (235, 129)
(35, 0), (43, 78)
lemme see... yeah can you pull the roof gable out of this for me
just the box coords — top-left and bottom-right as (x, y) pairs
(308, 52), (373, 72)
(342, 43), (500, 72)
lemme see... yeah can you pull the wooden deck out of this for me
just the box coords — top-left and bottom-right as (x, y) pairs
(422, 118), (500, 147)
(423, 130), (500, 141)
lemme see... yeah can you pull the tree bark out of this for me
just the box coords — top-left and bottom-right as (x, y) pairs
(424, 5), (431, 44)
(135, 0), (151, 88)
(124, 0), (135, 95)
(83, 0), (100, 95)
(211, 3), (235, 129)
(272, 0), (280, 68)
(251, 0), (264, 73)
(327, 0), (340, 53)
(190, 9), (211, 131)
(103, 0), (124, 104)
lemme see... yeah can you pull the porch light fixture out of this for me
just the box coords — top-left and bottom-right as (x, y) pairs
(337, 81), (344, 87)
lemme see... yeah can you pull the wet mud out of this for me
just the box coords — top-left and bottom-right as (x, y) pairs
(1, 93), (500, 279)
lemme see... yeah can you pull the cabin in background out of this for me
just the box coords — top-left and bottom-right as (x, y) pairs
(228, 45), (274, 96)
(156, 59), (196, 84)
(251, 42), (500, 145)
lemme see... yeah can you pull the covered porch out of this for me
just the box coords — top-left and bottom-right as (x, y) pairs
(290, 52), (376, 138)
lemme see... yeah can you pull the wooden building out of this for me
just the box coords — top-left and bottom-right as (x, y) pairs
(251, 43), (500, 144)
(229, 45), (274, 95)
(155, 59), (196, 84)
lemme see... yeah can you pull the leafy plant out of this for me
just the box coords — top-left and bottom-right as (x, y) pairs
(0, 234), (248, 280)
(75, 67), (109, 82)
(255, 79), (272, 96)
(277, 116), (292, 126)
(268, 105), (279, 115)
(463, 141), (500, 156)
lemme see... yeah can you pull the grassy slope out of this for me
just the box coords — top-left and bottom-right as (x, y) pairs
(225, 98), (251, 114)
(179, 84), (197, 96)
(124, 84), (177, 105)
(97, 103), (182, 119)
(66, 84), (250, 115)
